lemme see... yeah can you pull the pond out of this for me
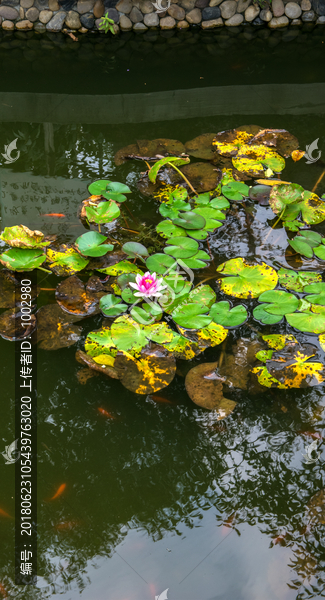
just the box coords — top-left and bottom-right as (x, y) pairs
(1, 25), (325, 600)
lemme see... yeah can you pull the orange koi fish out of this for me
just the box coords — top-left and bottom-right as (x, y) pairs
(272, 533), (288, 546)
(0, 507), (12, 519)
(299, 431), (323, 440)
(221, 512), (236, 535)
(50, 483), (66, 500)
(0, 582), (7, 598)
(98, 407), (115, 419)
(149, 395), (173, 405)
(41, 213), (66, 218)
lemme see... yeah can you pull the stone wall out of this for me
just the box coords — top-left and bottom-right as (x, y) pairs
(0, 0), (324, 32)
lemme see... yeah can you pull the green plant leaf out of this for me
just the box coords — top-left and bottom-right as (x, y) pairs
(217, 257), (278, 299)
(257, 290), (299, 315)
(253, 304), (282, 325)
(278, 268), (321, 292)
(121, 287), (139, 304)
(148, 156), (190, 183)
(99, 294), (128, 317)
(146, 253), (177, 275)
(222, 181), (249, 201)
(269, 183), (304, 214)
(171, 303), (212, 329)
(156, 220), (186, 239)
(186, 229), (209, 241)
(159, 204), (179, 219)
(314, 245), (325, 260)
(47, 246), (89, 275)
(288, 238), (314, 258)
(179, 250), (210, 269)
(161, 330), (200, 360)
(75, 231), (113, 257)
(192, 206), (225, 231)
(85, 201), (120, 224)
(0, 225), (52, 249)
(210, 196), (230, 210)
(172, 211), (206, 230)
(194, 193), (211, 205)
(97, 260), (143, 276)
(188, 284), (216, 308)
(164, 236), (199, 259)
(286, 312), (325, 333)
(88, 179), (131, 196)
(304, 282), (325, 306)
(0, 248), (46, 271)
(122, 241), (148, 258)
(160, 281), (192, 314)
(210, 301), (247, 327)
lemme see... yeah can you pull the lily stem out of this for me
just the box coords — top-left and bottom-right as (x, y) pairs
(167, 162), (197, 195)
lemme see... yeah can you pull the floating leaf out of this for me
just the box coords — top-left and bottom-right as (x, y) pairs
(286, 312), (325, 334)
(283, 219), (304, 232)
(46, 246), (89, 275)
(164, 237), (199, 259)
(88, 179), (131, 198)
(192, 206), (226, 231)
(278, 268), (321, 292)
(185, 362), (237, 416)
(288, 231), (322, 258)
(257, 290), (299, 315)
(0, 248), (46, 272)
(99, 294), (128, 317)
(262, 334), (297, 350)
(122, 242), (149, 259)
(114, 344), (176, 395)
(304, 282), (325, 306)
(159, 204), (180, 220)
(130, 303), (162, 325)
(56, 275), (111, 316)
(177, 321), (228, 350)
(161, 330), (200, 360)
(156, 220), (186, 239)
(148, 156), (190, 184)
(0, 307), (36, 341)
(212, 128), (255, 157)
(217, 257), (278, 299)
(184, 133), (216, 160)
(292, 149), (305, 162)
(111, 315), (173, 355)
(186, 229), (208, 241)
(233, 145), (285, 177)
(314, 245), (325, 260)
(171, 303), (212, 329)
(97, 260), (143, 276)
(114, 143), (139, 166)
(75, 231), (114, 257)
(76, 349), (119, 379)
(219, 337), (264, 391)
(300, 191), (325, 224)
(249, 128), (299, 158)
(153, 184), (187, 204)
(210, 301), (247, 327)
(222, 181), (249, 201)
(136, 138), (186, 158)
(180, 250), (210, 268)
(160, 281), (192, 314)
(249, 184), (271, 206)
(145, 253), (177, 275)
(252, 366), (286, 389)
(270, 182), (305, 216)
(253, 304), (282, 325)
(194, 193), (211, 206)
(85, 326), (117, 360)
(210, 196), (230, 210)
(85, 201), (120, 225)
(180, 163), (221, 193)
(172, 211), (206, 230)
(37, 304), (82, 350)
(0, 225), (53, 249)
(188, 284), (216, 308)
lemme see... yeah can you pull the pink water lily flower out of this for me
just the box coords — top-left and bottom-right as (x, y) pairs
(130, 271), (167, 298)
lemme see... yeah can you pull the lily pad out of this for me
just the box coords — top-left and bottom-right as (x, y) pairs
(0, 225), (53, 249)
(0, 248), (47, 272)
(180, 163), (221, 193)
(0, 307), (36, 341)
(257, 290), (299, 315)
(88, 179), (131, 200)
(249, 128), (299, 158)
(114, 344), (176, 395)
(0, 271), (38, 309)
(184, 133), (217, 160)
(172, 211), (206, 230)
(212, 128), (255, 157)
(86, 201), (120, 225)
(278, 268), (321, 292)
(180, 250), (211, 269)
(75, 231), (114, 257)
(114, 143), (139, 166)
(137, 138), (186, 158)
(210, 301), (247, 327)
(111, 315), (173, 355)
(160, 281), (192, 314)
(171, 303), (212, 329)
(97, 260), (143, 276)
(76, 349), (119, 379)
(232, 145), (285, 177)
(177, 321), (228, 350)
(161, 330), (200, 360)
(192, 206), (226, 230)
(304, 282), (325, 306)
(156, 220), (186, 239)
(164, 237), (199, 259)
(286, 312), (325, 334)
(146, 253), (177, 275)
(37, 304), (82, 350)
(99, 294), (128, 317)
(46, 246), (89, 276)
(249, 184), (271, 206)
(221, 181), (249, 201)
(185, 361), (237, 417)
(253, 304), (282, 325)
(122, 241), (149, 259)
(261, 334), (297, 350)
(56, 275), (112, 316)
(210, 196), (230, 210)
(217, 257), (278, 299)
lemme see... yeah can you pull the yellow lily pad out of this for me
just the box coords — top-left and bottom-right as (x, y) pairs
(217, 257), (278, 299)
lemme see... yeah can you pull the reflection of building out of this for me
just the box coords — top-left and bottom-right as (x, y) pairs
(0, 169), (87, 237)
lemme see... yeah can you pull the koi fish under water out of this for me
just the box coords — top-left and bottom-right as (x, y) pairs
(0, 582), (7, 598)
(298, 431), (323, 440)
(0, 507), (12, 519)
(40, 213), (66, 218)
(272, 533), (288, 546)
(98, 407), (115, 419)
(149, 395), (173, 404)
(49, 483), (66, 500)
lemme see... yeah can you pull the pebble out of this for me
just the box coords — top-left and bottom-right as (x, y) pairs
(93, 0), (104, 17)
(80, 11), (94, 26)
(201, 14), (222, 24)
(160, 15), (176, 26)
(144, 10), (159, 24)
(301, 9), (316, 19)
(106, 8), (119, 21)
(291, 16), (302, 23)
(272, 0), (284, 16)
(48, 0), (59, 9)
(0, 6), (18, 19)
(269, 14), (289, 25)
(225, 12), (244, 23)
(177, 18), (189, 25)
(181, 0), (196, 9)
(116, 0), (132, 11)
(2, 19), (15, 28)
(19, 6), (25, 17)
(139, 0), (154, 13)
(78, 25), (88, 31)
(21, 0), (34, 7)
(16, 18), (33, 27)
(119, 13), (132, 27)
(46, 10), (67, 29)
(301, 0), (311, 8)
(34, 20), (46, 29)
(77, 0), (94, 13)
(219, 0), (237, 19)
(245, 4), (259, 20)
(168, 3), (185, 18)
(34, 0), (49, 9)
(260, 8), (272, 20)
(129, 6), (143, 21)
(316, 14), (325, 21)
(65, 9), (81, 26)
(39, 8), (52, 21)
(237, 0), (250, 11)
(25, 6), (39, 20)
(186, 6), (202, 20)
(202, 5), (220, 18)
(284, 1), (301, 17)
(133, 20), (147, 28)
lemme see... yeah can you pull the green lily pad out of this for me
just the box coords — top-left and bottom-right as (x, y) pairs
(172, 211), (206, 230)
(217, 257), (278, 299)
(75, 231), (114, 257)
(148, 156), (190, 184)
(269, 183), (304, 214)
(261, 334), (297, 350)
(257, 290), (299, 315)
(210, 196), (230, 210)
(253, 304), (282, 325)
(99, 294), (128, 317)
(121, 286), (139, 304)
(314, 245), (325, 260)
(47, 245), (89, 276)
(0, 225), (52, 249)
(164, 237), (199, 259)
(278, 268), (321, 292)
(210, 301), (247, 327)
(180, 250), (210, 269)
(233, 145), (285, 177)
(161, 330), (200, 360)
(186, 229), (209, 241)
(304, 282), (325, 306)
(111, 315), (173, 355)
(249, 185), (271, 206)
(188, 284), (216, 308)
(146, 254), (177, 275)
(177, 321), (228, 350)
(221, 181), (249, 201)
(0, 248), (46, 272)
(283, 220), (304, 232)
(159, 204), (180, 220)
(122, 241), (149, 259)
(85, 326), (117, 360)
(171, 303), (212, 329)
(130, 302), (163, 325)
(156, 220), (186, 239)
(88, 179), (131, 199)
(289, 238), (315, 258)
(86, 201), (120, 225)
(286, 312), (325, 333)
(97, 260), (143, 276)
(160, 281), (192, 314)
(194, 193), (211, 206)
(192, 206), (226, 231)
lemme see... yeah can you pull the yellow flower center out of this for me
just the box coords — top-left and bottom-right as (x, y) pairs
(145, 278), (153, 284)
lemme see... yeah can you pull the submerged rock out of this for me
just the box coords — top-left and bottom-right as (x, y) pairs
(269, 14), (289, 25)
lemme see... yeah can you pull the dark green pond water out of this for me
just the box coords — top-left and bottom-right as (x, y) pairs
(1, 25), (325, 600)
